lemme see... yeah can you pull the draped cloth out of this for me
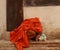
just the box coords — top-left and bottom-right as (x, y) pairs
(10, 17), (43, 50)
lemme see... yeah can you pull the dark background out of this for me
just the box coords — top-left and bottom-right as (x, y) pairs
(24, 0), (60, 6)
(7, 0), (23, 31)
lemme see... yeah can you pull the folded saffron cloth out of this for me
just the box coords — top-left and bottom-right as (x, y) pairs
(10, 17), (43, 50)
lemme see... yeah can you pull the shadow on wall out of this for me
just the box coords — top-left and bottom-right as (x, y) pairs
(43, 25), (60, 40)
(0, 31), (10, 41)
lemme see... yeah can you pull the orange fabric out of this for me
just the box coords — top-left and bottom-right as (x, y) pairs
(10, 17), (43, 50)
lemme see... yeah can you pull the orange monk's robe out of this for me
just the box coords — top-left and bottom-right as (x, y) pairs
(10, 17), (43, 50)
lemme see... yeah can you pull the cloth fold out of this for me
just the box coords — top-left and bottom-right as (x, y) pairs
(10, 17), (43, 50)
